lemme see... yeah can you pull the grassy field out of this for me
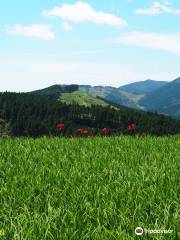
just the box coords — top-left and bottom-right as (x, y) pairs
(0, 136), (179, 239)
(59, 91), (109, 107)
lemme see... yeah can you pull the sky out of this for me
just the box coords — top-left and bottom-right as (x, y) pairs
(0, 0), (180, 91)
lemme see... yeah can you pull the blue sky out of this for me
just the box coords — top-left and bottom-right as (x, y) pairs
(0, 0), (180, 91)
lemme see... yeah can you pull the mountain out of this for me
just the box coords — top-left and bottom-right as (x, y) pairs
(31, 84), (141, 109)
(79, 85), (142, 109)
(31, 85), (113, 107)
(139, 77), (180, 119)
(119, 80), (168, 95)
(29, 78), (180, 119)
(31, 81), (168, 111)
(30, 84), (79, 99)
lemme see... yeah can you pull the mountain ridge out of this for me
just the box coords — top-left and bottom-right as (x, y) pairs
(139, 77), (180, 119)
(28, 77), (180, 119)
(119, 79), (168, 95)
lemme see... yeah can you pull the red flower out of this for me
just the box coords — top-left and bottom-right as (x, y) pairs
(140, 132), (145, 137)
(76, 128), (83, 135)
(128, 123), (136, 131)
(57, 123), (65, 130)
(83, 129), (88, 136)
(102, 127), (109, 135)
(128, 125), (132, 131)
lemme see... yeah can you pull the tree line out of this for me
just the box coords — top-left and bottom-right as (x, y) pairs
(0, 92), (180, 137)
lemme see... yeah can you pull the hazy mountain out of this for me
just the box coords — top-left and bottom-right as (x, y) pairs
(79, 85), (142, 109)
(29, 78), (180, 119)
(119, 80), (168, 95)
(30, 82), (158, 110)
(30, 84), (143, 109)
(139, 77), (180, 119)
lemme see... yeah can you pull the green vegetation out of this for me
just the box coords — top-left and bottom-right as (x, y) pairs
(30, 84), (79, 100)
(27, 79), (180, 119)
(0, 119), (11, 137)
(139, 78), (180, 119)
(1, 92), (180, 137)
(60, 91), (109, 107)
(119, 80), (167, 95)
(0, 136), (179, 239)
(79, 85), (139, 109)
(79, 81), (167, 111)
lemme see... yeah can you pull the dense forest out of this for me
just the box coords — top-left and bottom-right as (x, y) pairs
(0, 92), (180, 137)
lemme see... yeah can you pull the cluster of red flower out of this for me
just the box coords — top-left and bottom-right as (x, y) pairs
(57, 123), (110, 137)
(128, 122), (146, 137)
(57, 123), (65, 130)
(102, 128), (109, 135)
(57, 122), (145, 137)
(128, 123), (136, 131)
(76, 128), (88, 136)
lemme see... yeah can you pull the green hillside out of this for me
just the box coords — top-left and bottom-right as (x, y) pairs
(2, 92), (180, 137)
(24, 78), (180, 120)
(0, 136), (179, 239)
(79, 85), (142, 109)
(79, 81), (169, 110)
(140, 77), (180, 119)
(119, 80), (168, 95)
(30, 84), (79, 99)
(59, 91), (109, 107)
(28, 79), (180, 120)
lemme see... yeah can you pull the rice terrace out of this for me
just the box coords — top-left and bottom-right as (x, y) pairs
(0, 135), (179, 239)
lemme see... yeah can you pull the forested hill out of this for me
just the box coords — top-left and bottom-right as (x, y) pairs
(30, 84), (79, 99)
(28, 79), (180, 120)
(119, 80), (167, 95)
(0, 92), (180, 137)
(139, 78), (180, 119)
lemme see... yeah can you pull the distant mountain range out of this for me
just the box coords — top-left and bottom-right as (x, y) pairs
(139, 78), (180, 119)
(30, 77), (180, 119)
(119, 80), (167, 95)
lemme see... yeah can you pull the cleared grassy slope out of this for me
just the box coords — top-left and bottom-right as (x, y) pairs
(79, 86), (143, 109)
(0, 136), (179, 239)
(60, 91), (109, 107)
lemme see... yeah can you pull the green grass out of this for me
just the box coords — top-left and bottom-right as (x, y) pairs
(0, 136), (179, 239)
(59, 91), (109, 107)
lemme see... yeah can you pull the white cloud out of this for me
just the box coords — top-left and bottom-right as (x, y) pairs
(112, 31), (180, 54)
(61, 22), (73, 31)
(43, 1), (127, 27)
(5, 24), (55, 40)
(135, 1), (180, 15)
